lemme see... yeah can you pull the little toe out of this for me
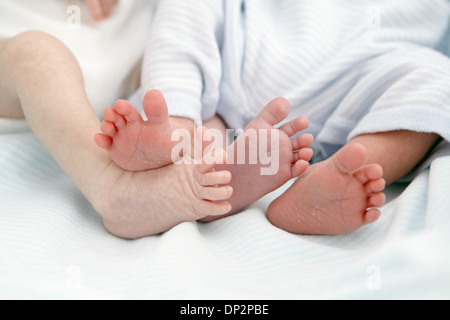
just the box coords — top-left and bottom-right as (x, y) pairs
(197, 201), (232, 218)
(94, 133), (113, 150)
(364, 208), (382, 225)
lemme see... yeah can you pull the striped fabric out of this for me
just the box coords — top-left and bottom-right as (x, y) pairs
(140, 0), (450, 161)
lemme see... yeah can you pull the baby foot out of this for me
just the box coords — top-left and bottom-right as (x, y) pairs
(267, 143), (386, 235)
(94, 90), (185, 171)
(203, 97), (314, 221)
(96, 147), (233, 239)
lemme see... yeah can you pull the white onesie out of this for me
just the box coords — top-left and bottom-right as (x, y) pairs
(132, 0), (450, 163)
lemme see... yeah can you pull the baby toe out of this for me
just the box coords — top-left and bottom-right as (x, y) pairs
(364, 208), (382, 225)
(367, 192), (386, 208)
(365, 178), (386, 194)
(100, 120), (117, 137)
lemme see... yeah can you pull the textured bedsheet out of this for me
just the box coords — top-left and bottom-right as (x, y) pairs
(0, 126), (449, 299)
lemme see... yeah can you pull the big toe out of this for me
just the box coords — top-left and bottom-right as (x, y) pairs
(143, 90), (170, 124)
(254, 97), (291, 127)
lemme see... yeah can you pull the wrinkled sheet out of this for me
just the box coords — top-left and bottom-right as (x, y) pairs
(0, 129), (449, 299)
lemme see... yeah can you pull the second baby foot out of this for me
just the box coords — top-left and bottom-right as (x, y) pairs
(267, 142), (386, 235)
(95, 90), (183, 171)
(202, 97), (314, 221)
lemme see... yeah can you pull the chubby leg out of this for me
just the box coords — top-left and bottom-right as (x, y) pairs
(0, 31), (108, 198)
(0, 31), (231, 239)
(267, 130), (439, 235)
(351, 131), (440, 185)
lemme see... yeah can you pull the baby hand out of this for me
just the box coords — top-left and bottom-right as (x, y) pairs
(84, 0), (118, 21)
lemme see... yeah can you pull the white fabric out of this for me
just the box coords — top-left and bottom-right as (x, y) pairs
(140, 0), (450, 162)
(0, 0), (449, 300)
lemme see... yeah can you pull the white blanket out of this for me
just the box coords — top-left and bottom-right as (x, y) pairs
(1, 0), (449, 300)
(0, 130), (449, 299)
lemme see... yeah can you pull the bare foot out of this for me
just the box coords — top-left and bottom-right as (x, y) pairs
(94, 148), (233, 239)
(267, 142), (386, 235)
(203, 97), (314, 221)
(94, 90), (188, 171)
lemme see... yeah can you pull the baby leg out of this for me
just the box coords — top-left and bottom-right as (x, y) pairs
(0, 31), (231, 239)
(0, 31), (108, 198)
(351, 130), (440, 185)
